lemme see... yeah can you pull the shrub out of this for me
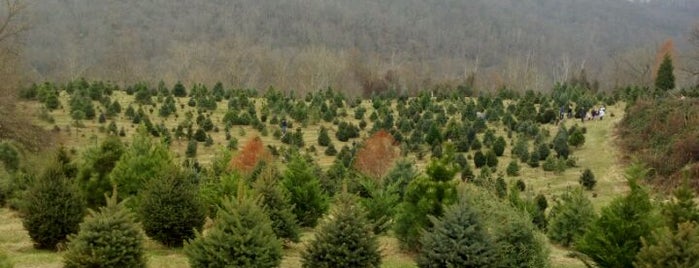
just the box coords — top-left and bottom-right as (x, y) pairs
(138, 169), (205, 247)
(184, 195), (282, 268)
(547, 188), (596, 246)
(575, 164), (661, 268)
(579, 168), (596, 190)
(252, 168), (300, 243)
(417, 198), (496, 267)
(302, 192), (381, 268)
(63, 193), (146, 268)
(635, 222), (699, 268)
(282, 154), (329, 227)
(22, 159), (85, 250)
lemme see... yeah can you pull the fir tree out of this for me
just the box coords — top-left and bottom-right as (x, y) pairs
(417, 199), (496, 267)
(317, 127), (331, 146)
(302, 192), (381, 268)
(579, 168), (596, 190)
(64, 192), (146, 268)
(252, 168), (301, 243)
(138, 169), (206, 247)
(184, 195), (282, 268)
(22, 158), (86, 250)
(547, 187), (596, 247)
(662, 178), (699, 230)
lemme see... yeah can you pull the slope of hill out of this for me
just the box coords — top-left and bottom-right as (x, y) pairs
(21, 0), (698, 93)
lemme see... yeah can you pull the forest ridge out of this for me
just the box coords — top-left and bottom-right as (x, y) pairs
(19, 0), (699, 94)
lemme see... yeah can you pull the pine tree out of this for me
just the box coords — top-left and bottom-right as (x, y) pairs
(22, 159), (86, 250)
(635, 222), (699, 268)
(493, 136), (506, 157)
(138, 169), (206, 247)
(506, 160), (520, 177)
(662, 178), (699, 230)
(655, 54), (675, 91)
(302, 192), (381, 268)
(575, 164), (661, 267)
(184, 195), (282, 268)
(317, 127), (331, 146)
(417, 199), (496, 267)
(394, 159), (458, 251)
(64, 192), (146, 268)
(252, 168), (300, 243)
(77, 136), (124, 208)
(282, 154), (329, 227)
(547, 187), (596, 247)
(568, 128), (585, 148)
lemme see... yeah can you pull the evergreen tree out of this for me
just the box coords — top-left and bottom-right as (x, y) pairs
(302, 192), (381, 268)
(579, 168), (596, 190)
(635, 222), (699, 268)
(172, 81), (187, 97)
(473, 151), (486, 168)
(64, 192), (146, 268)
(77, 136), (124, 208)
(417, 199), (496, 268)
(493, 136), (506, 156)
(662, 178), (699, 230)
(547, 188), (596, 247)
(394, 158), (458, 251)
(184, 195), (283, 268)
(252, 168), (301, 243)
(553, 127), (570, 159)
(109, 127), (173, 200)
(22, 158), (86, 250)
(568, 127), (585, 148)
(575, 164), (661, 268)
(317, 127), (331, 146)
(485, 150), (498, 168)
(138, 169), (206, 247)
(506, 160), (520, 177)
(282, 154), (329, 227)
(655, 53), (675, 91)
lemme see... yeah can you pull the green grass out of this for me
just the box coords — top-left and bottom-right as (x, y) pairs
(8, 93), (631, 267)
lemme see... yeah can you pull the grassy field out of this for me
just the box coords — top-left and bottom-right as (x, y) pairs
(2, 93), (629, 267)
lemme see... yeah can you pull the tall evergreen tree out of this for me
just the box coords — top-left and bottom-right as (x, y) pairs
(547, 187), (596, 247)
(655, 54), (675, 91)
(282, 153), (328, 227)
(635, 222), (699, 268)
(253, 167), (300, 243)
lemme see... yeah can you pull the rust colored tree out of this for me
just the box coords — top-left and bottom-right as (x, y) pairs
(229, 136), (271, 175)
(652, 39), (675, 81)
(353, 130), (399, 180)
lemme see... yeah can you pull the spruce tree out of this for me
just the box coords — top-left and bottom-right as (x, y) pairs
(547, 187), (596, 247)
(655, 53), (675, 91)
(138, 169), (206, 247)
(317, 127), (331, 146)
(63, 192), (146, 268)
(302, 192), (381, 268)
(579, 168), (596, 190)
(22, 159), (86, 250)
(184, 195), (282, 268)
(253, 168), (301, 243)
(417, 199), (496, 268)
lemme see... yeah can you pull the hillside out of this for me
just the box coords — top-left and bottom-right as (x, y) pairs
(21, 0), (699, 93)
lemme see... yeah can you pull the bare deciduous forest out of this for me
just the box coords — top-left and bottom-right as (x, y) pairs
(15, 0), (699, 95)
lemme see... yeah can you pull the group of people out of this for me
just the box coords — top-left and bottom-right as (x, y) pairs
(560, 105), (607, 123)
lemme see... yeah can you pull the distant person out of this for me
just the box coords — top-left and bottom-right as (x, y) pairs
(281, 119), (287, 135)
(599, 106), (606, 120)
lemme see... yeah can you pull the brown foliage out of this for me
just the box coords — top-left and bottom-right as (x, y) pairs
(229, 136), (271, 175)
(353, 130), (399, 180)
(618, 98), (699, 188)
